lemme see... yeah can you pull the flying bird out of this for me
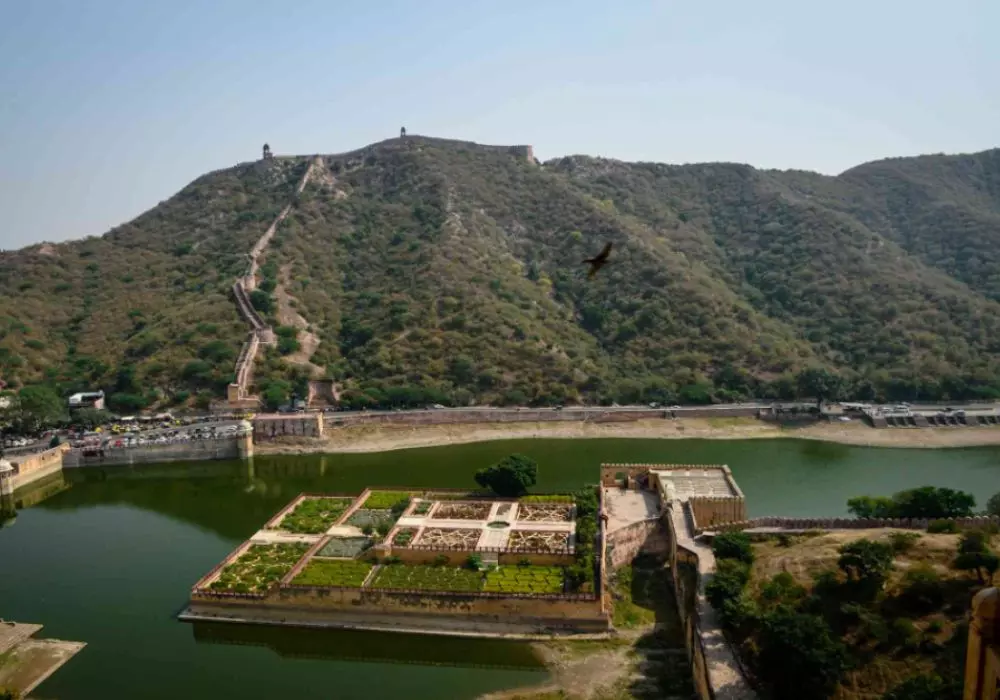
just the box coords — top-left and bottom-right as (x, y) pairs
(582, 242), (613, 279)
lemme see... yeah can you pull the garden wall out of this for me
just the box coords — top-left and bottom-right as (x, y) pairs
(193, 585), (607, 632)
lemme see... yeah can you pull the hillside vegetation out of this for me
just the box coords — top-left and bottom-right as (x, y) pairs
(2, 137), (1000, 410)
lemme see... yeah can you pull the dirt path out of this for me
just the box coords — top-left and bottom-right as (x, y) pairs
(273, 263), (323, 377)
(479, 640), (635, 700)
(252, 417), (1000, 455)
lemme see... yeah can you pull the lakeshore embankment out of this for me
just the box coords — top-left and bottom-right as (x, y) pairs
(251, 417), (1000, 455)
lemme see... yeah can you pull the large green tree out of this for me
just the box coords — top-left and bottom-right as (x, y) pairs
(986, 491), (1000, 517)
(847, 486), (976, 519)
(757, 610), (850, 700)
(474, 454), (537, 497)
(9, 385), (66, 434)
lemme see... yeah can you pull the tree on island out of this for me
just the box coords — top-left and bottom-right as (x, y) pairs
(474, 454), (537, 497)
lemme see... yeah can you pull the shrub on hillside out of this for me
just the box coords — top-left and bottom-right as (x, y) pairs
(711, 531), (754, 565)
(705, 559), (751, 611)
(757, 610), (850, 700)
(837, 539), (894, 591)
(881, 674), (962, 700)
(928, 519), (959, 534)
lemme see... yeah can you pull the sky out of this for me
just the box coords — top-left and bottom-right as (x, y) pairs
(1, 0), (997, 249)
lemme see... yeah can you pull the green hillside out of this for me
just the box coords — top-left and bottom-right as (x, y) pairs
(2, 137), (999, 410)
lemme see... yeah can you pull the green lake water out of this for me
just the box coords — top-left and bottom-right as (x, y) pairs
(2, 437), (999, 699)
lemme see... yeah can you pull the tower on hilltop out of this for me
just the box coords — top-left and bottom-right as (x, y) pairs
(262, 143), (273, 160)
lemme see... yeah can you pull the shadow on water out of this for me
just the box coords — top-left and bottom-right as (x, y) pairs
(190, 621), (546, 671)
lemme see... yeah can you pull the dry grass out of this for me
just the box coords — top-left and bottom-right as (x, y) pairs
(749, 529), (989, 700)
(751, 529), (963, 588)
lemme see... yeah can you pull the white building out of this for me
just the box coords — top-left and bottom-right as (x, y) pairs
(68, 391), (105, 411)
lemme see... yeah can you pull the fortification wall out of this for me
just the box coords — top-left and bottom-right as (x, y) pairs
(63, 437), (246, 468)
(705, 514), (1000, 536)
(606, 519), (669, 569)
(663, 504), (755, 700)
(688, 496), (747, 530)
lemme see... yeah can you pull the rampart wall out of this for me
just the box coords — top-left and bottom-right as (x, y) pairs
(704, 514), (1000, 536)
(688, 496), (747, 530)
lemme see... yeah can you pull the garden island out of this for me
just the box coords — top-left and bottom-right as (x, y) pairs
(181, 456), (607, 636)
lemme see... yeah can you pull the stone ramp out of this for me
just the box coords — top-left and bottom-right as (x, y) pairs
(0, 622), (85, 696)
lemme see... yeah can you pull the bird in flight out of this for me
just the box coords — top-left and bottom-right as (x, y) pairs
(583, 242), (613, 279)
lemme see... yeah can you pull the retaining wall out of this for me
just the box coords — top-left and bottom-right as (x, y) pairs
(9, 445), (69, 490)
(326, 409), (668, 428)
(192, 585), (606, 632)
(63, 437), (247, 468)
(253, 414), (325, 439)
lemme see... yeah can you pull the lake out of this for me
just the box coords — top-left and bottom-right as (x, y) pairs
(2, 437), (998, 699)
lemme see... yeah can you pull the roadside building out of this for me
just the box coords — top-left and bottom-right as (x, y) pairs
(68, 391), (105, 411)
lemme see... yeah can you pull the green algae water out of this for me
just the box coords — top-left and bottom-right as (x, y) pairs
(2, 437), (999, 699)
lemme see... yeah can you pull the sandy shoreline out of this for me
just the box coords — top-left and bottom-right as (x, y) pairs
(251, 417), (1000, 455)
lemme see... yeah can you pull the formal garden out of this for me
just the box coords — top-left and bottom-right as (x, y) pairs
(361, 490), (412, 510)
(413, 527), (482, 549)
(316, 536), (372, 558)
(508, 529), (571, 551)
(484, 565), (566, 594)
(207, 543), (311, 594)
(433, 501), (492, 520)
(276, 497), (353, 534)
(517, 503), (574, 522)
(369, 562), (487, 592)
(291, 559), (374, 587)
(347, 508), (397, 533)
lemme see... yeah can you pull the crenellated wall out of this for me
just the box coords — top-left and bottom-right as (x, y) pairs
(705, 514), (1000, 536)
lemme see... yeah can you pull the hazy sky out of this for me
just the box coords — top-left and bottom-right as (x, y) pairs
(1, 0), (996, 249)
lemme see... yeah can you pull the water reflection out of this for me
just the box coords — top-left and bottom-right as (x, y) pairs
(798, 438), (851, 462)
(191, 621), (545, 670)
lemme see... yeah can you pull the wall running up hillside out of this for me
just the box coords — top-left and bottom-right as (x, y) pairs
(227, 158), (319, 406)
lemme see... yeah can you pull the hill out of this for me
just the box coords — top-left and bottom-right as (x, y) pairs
(2, 137), (999, 411)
